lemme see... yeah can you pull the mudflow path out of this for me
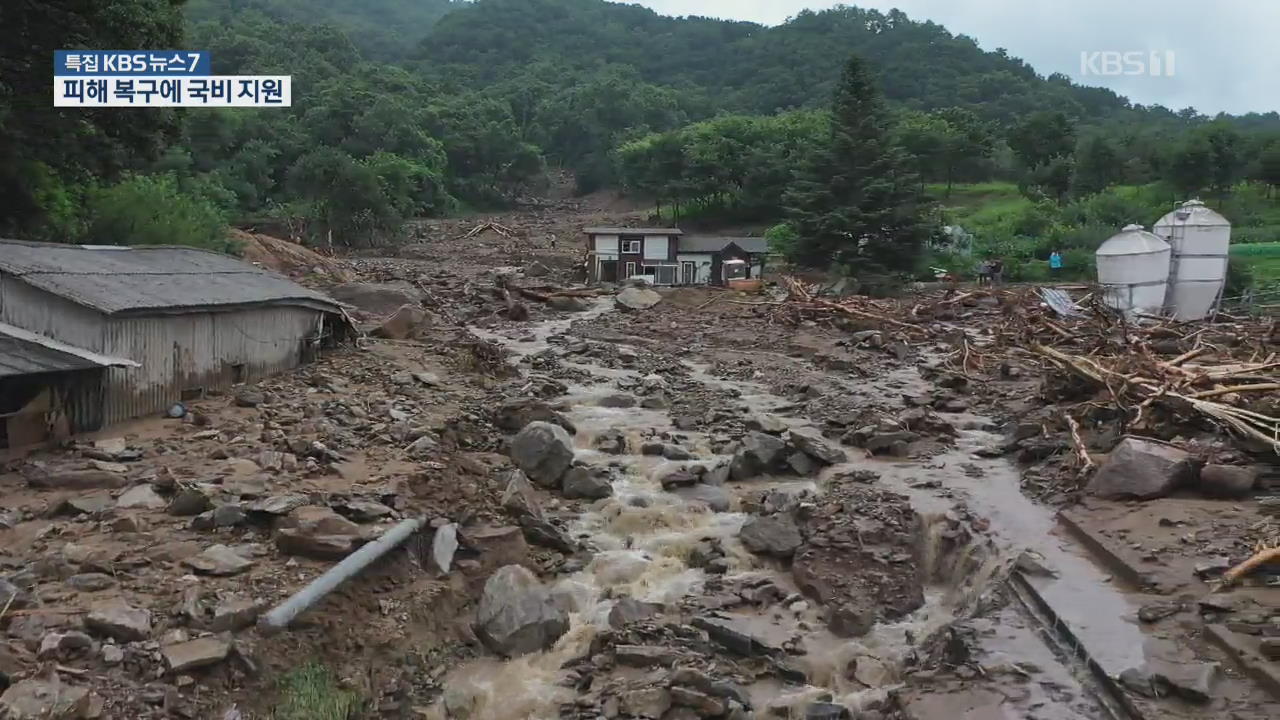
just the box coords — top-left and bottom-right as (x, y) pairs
(420, 300), (1164, 720)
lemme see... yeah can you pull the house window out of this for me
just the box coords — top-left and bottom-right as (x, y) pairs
(622, 240), (642, 254)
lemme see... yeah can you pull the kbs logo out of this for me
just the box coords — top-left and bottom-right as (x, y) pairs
(1080, 50), (1175, 77)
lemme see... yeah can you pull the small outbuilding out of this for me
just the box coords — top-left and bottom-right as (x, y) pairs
(0, 239), (350, 447)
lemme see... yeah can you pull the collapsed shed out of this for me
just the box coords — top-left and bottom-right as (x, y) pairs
(0, 239), (350, 447)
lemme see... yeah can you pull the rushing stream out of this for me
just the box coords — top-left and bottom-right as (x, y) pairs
(433, 302), (1140, 720)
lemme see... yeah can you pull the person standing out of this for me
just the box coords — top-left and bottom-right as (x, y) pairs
(990, 257), (1004, 286)
(1049, 250), (1063, 275)
(975, 259), (990, 286)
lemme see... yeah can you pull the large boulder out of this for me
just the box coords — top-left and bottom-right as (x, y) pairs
(615, 287), (662, 311)
(548, 296), (590, 312)
(1198, 465), (1257, 499)
(1087, 436), (1196, 500)
(372, 304), (429, 339)
(730, 432), (787, 480)
(739, 515), (802, 558)
(274, 506), (363, 560)
(510, 422), (576, 488)
(328, 281), (421, 317)
(494, 399), (577, 435)
(0, 677), (90, 719)
(562, 465), (614, 500)
(789, 429), (848, 465)
(474, 565), (570, 657)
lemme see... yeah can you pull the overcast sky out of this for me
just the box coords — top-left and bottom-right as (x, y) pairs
(632, 0), (1279, 116)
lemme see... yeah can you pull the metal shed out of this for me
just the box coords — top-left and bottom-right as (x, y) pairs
(0, 239), (349, 435)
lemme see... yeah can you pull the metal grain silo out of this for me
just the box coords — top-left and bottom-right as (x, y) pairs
(1153, 199), (1231, 320)
(1095, 224), (1172, 317)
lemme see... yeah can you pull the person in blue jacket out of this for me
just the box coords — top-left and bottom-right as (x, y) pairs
(1049, 250), (1063, 274)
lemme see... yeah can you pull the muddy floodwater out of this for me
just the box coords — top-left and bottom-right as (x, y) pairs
(426, 302), (1160, 720)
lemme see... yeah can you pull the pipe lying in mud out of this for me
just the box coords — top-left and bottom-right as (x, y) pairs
(259, 517), (427, 633)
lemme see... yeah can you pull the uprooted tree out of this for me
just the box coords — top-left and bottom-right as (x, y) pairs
(783, 54), (930, 277)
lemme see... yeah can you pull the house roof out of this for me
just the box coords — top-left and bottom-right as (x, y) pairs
(583, 227), (684, 236)
(0, 321), (138, 378)
(0, 239), (343, 316)
(680, 236), (770, 253)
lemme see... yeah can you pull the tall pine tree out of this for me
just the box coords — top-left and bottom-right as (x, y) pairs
(785, 55), (927, 274)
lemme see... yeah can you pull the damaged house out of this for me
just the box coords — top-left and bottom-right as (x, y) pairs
(0, 239), (349, 448)
(584, 228), (768, 286)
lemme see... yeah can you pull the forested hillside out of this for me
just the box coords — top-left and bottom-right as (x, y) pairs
(3, 0), (1279, 269)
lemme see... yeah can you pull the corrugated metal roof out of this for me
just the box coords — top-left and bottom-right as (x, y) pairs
(0, 334), (100, 378)
(583, 227), (684, 236)
(0, 239), (342, 315)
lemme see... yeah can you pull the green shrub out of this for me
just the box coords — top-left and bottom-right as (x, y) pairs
(271, 663), (362, 720)
(84, 174), (232, 252)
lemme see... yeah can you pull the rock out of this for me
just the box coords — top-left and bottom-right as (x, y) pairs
(494, 399), (577, 435)
(404, 435), (438, 458)
(460, 526), (530, 573)
(789, 429), (848, 465)
(501, 470), (542, 519)
(656, 465), (701, 490)
(30, 469), (127, 490)
(336, 500), (394, 523)
(114, 484), (167, 510)
(432, 524), (459, 574)
(85, 599), (151, 642)
(615, 287), (662, 311)
(1156, 661), (1218, 704)
(592, 428), (628, 455)
(275, 531), (358, 560)
(168, 487), (213, 516)
(60, 491), (114, 515)
(739, 515), (802, 558)
(234, 391), (265, 408)
(703, 463), (731, 486)
(473, 565), (569, 657)
(675, 484), (731, 512)
(858, 430), (919, 455)
(598, 393), (637, 409)
(1197, 465), (1257, 499)
(692, 616), (782, 656)
(620, 688), (671, 719)
(101, 645), (124, 665)
(162, 634), (232, 673)
(328, 281), (421, 317)
(608, 597), (663, 628)
(183, 545), (254, 576)
(730, 432), (788, 480)
(1087, 436), (1196, 500)
(548, 296), (589, 312)
(614, 645), (679, 668)
(562, 465), (613, 500)
(211, 596), (262, 632)
(827, 604), (875, 638)
(804, 702), (851, 720)
(0, 677), (90, 719)
(38, 631), (94, 659)
(786, 452), (818, 477)
(670, 687), (726, 717)
(525, 261), (552, 278)
(518, 517), (576, 553)
(372, 304), (427, 339)
(191, 504), (248, 531)
(640, 394), (670, 410)
(746, 414), (788, 434)
(662, 444), (694, 461)
(245, 494), (308, 516)
(1137, 602), (1181, 623)
(510, 422), (576, 488)
(66, 574), (116, 592)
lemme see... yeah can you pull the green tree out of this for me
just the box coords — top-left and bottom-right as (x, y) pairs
(784, 55), (928, 274)
(1168, 136), (1213, 199)
(1203, 122), (1243, 200)
(1258, 143), (1280, 199)
(1007, 111), (1076, 170)
(934, 108), (996, 194)
(1, 0), (188, 235)
(1073, 135), (1121, 196)
(84, 174), (231, 252)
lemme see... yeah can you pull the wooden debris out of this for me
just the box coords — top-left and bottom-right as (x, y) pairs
(459, 222), (518, 240)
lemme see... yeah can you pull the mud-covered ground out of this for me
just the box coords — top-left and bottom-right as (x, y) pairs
(1, 198), (1277, 720)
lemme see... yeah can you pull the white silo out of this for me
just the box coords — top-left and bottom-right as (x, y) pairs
(1153, 199), (1231, 320)
(1095, 224), (1172, 317)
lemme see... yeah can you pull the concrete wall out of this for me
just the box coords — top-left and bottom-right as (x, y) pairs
(676, 253), (714, 284)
